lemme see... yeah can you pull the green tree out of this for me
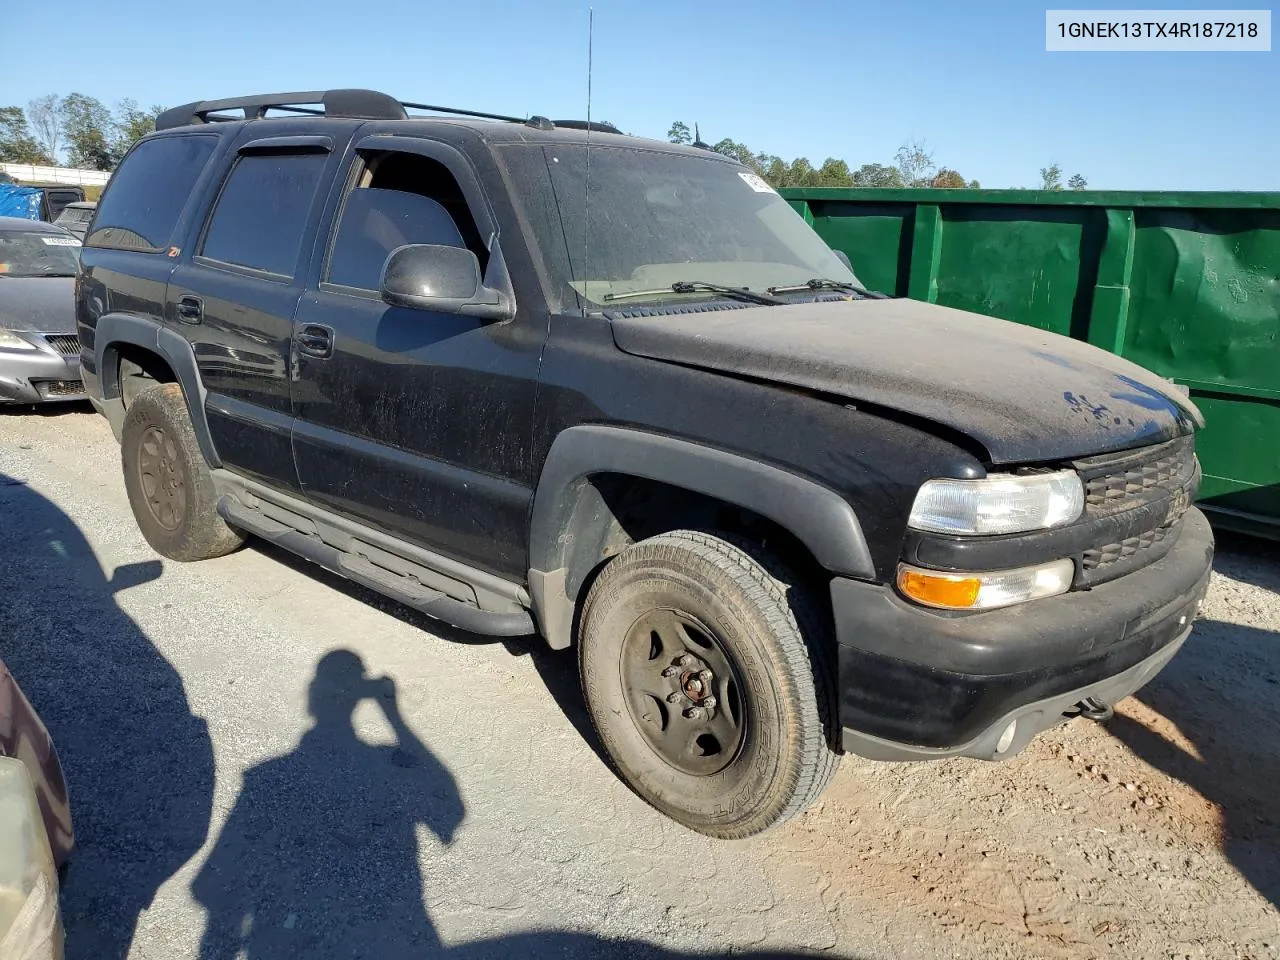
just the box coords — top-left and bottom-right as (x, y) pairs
(787, 157), (814, 188)
(814, 158), (854, 187)
(851, 163), (903, 188)
(667, 121), (691, 145)
(895, 139), (936, 187)
(930, 168), (968, 189)
(27, 94), (61, 162)
(0, 106), (52, 164)
(1067, 172), (1088, 190)
(759, 155), (788, 188)
(1039, 163), (1063, 191)
(111, 99), (162, 163)
(60, 93), (114, 170)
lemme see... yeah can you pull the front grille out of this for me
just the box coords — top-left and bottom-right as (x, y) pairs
(1071, 436), (1198, 586)
(1084, 447), (1187, 508)
(41, 333), (80, 357)
(34, 379), (85, 399)
(1074, 436), (1197, 517)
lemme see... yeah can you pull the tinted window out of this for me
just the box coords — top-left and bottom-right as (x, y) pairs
(326, 188), (465, 290)
(87, 135), (217, 252)
(201, 153), (327, 277)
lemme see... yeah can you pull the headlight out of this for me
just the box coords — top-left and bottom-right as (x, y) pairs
(908, 470), (1084, 536)
(897, 558), (1075, 610)
(0, 330), (37, 351)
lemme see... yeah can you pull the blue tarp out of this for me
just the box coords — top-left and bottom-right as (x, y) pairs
(0, 185), (41, 220)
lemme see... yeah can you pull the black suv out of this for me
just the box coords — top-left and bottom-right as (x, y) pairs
(76, 89), (1213, 838)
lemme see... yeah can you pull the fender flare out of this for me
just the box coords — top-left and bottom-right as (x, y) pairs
(526, 424), (874, 649)
(92, 313), (220, 468)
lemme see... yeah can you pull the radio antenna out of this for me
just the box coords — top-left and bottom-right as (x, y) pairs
(584, 6), (593, 289)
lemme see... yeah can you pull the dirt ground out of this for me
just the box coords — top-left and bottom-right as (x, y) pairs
(1, 406), (1277, 960)
(768, 534), (1280, 960)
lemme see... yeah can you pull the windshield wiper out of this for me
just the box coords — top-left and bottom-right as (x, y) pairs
(603, 281), (784, 306)
(766, 278), (888, 299)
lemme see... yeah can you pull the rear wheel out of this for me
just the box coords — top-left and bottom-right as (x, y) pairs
(121, 383), (244, 562)
(578, 530), (839, 838)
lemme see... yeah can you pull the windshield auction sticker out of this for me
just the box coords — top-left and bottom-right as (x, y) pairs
(1047, 9), (1271, 50)
(738, 172), (777, 194)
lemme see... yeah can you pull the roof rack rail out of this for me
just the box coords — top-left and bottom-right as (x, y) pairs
(552, 119), (622, 134)
(155, 89), (623, 135)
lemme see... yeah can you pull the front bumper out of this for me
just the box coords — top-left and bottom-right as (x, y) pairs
(0, 347), (85, 404)
(832, 507), (1214, 761)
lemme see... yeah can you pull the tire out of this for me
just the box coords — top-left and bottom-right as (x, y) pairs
(120, 383), (244, 562)
(578, 530), (840, 838)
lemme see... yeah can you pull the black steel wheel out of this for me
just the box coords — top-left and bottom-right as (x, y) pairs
(579, 530), (839, 838)
(620, 608), (746, 777)
(135, 424), (188, 532)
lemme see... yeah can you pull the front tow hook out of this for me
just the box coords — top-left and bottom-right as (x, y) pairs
(1065, 697), (1114, 723)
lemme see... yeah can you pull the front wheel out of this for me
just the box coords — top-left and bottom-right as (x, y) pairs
(578, 530), (839, 838)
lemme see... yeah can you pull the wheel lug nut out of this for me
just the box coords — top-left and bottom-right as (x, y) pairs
(683, 706), (705, 720)
(702, 696), (717, 709)
(679, 654), (695, 667)
(666, 692), (683, 704)
(661, 665), (681, 678)
(698, 669), (713, 683)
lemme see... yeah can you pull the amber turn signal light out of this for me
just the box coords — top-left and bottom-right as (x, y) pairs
(897, 568), (982, 608)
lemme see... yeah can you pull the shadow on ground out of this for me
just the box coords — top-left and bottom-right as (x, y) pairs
(0, 481), (855, 958)
(1108, 535), (1280, 911)
(193, 645), (843, 959)
(248, 539), (607, 765)
(0, 471), (213, 960)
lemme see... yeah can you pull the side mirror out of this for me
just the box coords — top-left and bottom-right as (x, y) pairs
(833, 249), (853, 271)
(380, 244), (514, 322)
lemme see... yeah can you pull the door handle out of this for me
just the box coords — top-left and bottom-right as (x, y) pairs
(176, 295), (203, 324)
(295, 324), (334, 359)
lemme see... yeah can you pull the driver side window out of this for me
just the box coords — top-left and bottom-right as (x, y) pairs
(324, 150), (488, 292)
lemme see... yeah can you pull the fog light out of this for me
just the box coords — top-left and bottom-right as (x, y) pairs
(897, 558), (1074, 611)
(996, 720), (1017, 754)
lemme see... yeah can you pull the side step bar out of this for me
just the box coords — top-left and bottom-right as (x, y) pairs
(218, 496), (535, 637)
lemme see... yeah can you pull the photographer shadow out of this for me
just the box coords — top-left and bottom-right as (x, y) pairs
(192, 649), (463, 958)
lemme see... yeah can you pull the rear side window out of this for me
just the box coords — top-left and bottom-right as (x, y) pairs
(87, 135), (217, 252)
(200, 153), (327, 278)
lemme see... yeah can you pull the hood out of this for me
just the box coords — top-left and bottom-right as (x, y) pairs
(0, 277), (76, 335)
(609, 298), (1202, 464)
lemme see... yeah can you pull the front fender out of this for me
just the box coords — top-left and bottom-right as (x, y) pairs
(526, 424), (874, 649)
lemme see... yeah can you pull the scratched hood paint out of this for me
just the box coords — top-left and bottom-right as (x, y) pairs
(609, 298), (1202, 464)
(0, 277), (76, 334)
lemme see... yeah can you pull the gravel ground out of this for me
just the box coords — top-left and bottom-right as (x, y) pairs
(0, 405), (1277, 960)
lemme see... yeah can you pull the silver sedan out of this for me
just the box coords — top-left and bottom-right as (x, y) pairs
(0, 217), (85, 406)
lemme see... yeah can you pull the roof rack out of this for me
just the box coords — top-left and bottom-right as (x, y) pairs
(155, 89), (622, 135)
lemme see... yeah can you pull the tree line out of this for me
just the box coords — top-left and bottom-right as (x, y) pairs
(667, 121), (1087, 191)
(0, 95), (164, 170)
(0, 96), (1089, 193)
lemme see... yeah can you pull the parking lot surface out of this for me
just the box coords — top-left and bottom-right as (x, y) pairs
(1, 406), (1277, 959)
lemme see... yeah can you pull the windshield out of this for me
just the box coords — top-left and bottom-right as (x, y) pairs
(0, 230), (80, 277)
(517, 144), (858, 307)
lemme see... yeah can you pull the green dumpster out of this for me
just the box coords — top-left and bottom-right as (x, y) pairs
(783, 187), (1280, 539)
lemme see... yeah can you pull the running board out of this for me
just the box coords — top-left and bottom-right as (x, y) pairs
(217, 495), (535, 637)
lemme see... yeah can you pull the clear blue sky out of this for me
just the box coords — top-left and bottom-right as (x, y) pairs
(5, 0), (1277, 190)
